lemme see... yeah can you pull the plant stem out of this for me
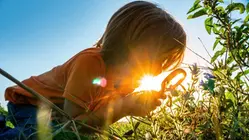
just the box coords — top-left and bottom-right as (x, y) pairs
(72, 120), (81, 140)
(198, 37), (212, 58)
(130, 116), (138, 139)
(46, 121), (71, 140)
(186, 46), (212, 66)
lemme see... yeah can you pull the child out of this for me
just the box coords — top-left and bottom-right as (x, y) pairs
(1, 0), (186, 139)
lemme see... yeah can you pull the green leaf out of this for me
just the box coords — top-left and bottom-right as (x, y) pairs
(213, 38), (220, 50)
(172, 97), (181, 104)
(211, 47), (226, 63)
(235, 70), (249, 80)
(6, 121), (14, 128)
(188, 8), (207, 19)
(187, 14), (193, 19)
(203, 83), (209, 90)
(216, 6), (225, 13)
(235, 28), (242, 41)
(226, 3), (245, 14)
(241, 69), (249, 77)
(246, 3), (249, 13)
(229, 64), (239, 73)
(244, 14), (249, 23)
(225, 92), (236, 105)
(207, 79), (215, 92)
(239, 35), (249, 45)
(226, 56), (234, 65)
(205, 17), (213, 34)
(244, 69), (249, 75)
(231, 18), (242, 25)
(213, 24), (220, 34)
(187, 0), (202, 14)
(225, 99), (234, 109)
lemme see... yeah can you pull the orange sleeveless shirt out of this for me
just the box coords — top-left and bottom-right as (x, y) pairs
(4, 48), (120, 111)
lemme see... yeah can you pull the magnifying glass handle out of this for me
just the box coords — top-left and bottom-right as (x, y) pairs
(161, 68), (186, 92)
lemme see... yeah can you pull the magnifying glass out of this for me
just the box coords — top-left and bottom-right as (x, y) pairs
(160, 68), (186, 107)
(161, 68), (187, 93)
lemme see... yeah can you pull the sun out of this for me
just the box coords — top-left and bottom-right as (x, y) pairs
(134, 72), (167, 92)
(135, 75), (162, 92)
(134, 70), (188, 92)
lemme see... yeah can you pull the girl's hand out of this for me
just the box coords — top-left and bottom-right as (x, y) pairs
(124, 91), (166, 117)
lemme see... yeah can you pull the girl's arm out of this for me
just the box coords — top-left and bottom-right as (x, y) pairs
(64, 90), (165, 129)
(64, 96), (129, 127)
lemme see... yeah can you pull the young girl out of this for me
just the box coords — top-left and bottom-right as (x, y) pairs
(1, 0), (186, 139)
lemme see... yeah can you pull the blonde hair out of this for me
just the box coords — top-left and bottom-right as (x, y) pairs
(96, 1), (186, 71)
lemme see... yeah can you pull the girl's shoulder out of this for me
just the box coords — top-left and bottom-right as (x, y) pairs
(63, 47), (106, 76)
(74, 47), (103, 68)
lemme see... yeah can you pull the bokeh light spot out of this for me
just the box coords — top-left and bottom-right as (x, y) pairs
(92, 77), (107, 87)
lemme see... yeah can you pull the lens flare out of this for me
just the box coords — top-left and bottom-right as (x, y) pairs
(92, 77), (107, 87)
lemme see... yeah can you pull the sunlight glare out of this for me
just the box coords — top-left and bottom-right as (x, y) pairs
(134, 72), (168, 92)
(135, 75), (161, 92)
(134, 71), (187, 92)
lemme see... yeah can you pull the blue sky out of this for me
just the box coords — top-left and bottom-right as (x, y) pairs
(0, 0), (246, 108)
